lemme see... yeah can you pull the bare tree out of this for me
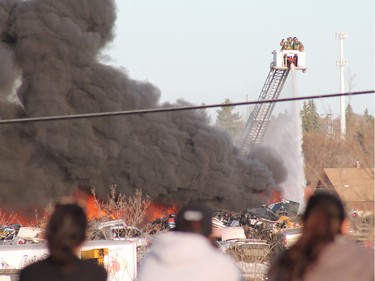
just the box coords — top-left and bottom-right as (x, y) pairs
(92, 185), (151, 227)
(0, 209), (16, 226)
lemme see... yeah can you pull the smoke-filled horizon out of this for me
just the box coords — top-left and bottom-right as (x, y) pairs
(0, 0), (287, 213)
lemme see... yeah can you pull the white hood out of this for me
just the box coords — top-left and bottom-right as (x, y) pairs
(138, 231), (244, 281)
(147, 232), (214, 265)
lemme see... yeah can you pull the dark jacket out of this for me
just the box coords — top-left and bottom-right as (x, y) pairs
(19, 256), (107, 281)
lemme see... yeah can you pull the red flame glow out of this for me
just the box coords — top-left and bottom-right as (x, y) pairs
(146, 202), (178, 222)
(0, 206), (47, 226)
(268, 190), (282, 204)
(85, 195), (107, 220)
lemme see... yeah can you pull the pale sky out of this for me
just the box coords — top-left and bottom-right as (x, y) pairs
(103, 0), (374, 120)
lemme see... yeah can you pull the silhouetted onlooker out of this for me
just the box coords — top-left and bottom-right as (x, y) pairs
(267, 192), (374, 281)
(137, 201), (245, 281)
(19, 203), (107, 281)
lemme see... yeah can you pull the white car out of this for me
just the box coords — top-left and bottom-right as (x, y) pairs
(274, 227), (302, 250)
(96, 219), (150, 248)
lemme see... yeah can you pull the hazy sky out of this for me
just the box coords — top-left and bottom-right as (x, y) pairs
(103, 0), (374, 120)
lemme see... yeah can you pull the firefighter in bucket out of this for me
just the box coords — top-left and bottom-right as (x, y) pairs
(280, 36), (304, 67)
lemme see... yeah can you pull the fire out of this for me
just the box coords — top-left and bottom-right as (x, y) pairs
(269, 190), (282, 204)
(146, 202), (178, 222)
(1, 187), (179, 228)
(71, 187), (178, 222)
(0, 186), (115, 227)
(0, 206), (47, 227)
(85, 195), (107, 220)
(71, 186), (108, 220)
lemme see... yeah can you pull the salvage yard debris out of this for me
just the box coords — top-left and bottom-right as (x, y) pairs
(1, 197), (373, 281)
(0, 225), (44, 245)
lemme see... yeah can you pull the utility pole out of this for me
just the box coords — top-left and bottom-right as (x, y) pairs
(335, 32), (347, 139)
(326, 106), (334, 138)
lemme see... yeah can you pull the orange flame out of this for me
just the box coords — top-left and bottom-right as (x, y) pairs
(70, 186), (108, 220)
(0, 206), (47, 227)
(146, 202), (178, 222)
(85, 195), (107, 220)
(269, 190), (282, 204)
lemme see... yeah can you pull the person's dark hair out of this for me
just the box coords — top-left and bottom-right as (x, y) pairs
(46, 203), (87, 264)
(268, 191), (346, 281)
(175, 201), (212, 237)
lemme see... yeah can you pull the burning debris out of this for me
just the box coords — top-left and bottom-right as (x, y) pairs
(210, 199), (302, 280)
(212, 199), (301, 242)
(0, 0), (287, 214)
(0, 198), (301, 281)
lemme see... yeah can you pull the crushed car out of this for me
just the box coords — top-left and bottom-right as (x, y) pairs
(93, 219), (150, 248)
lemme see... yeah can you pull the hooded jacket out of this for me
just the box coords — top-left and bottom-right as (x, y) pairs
(137, 232), (244, 281)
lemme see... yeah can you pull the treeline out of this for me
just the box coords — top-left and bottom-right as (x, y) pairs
(214, 99), (374, 187)
(301, 100), (374, 187)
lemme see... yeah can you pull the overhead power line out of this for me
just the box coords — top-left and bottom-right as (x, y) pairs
(0, 90), (373, 125)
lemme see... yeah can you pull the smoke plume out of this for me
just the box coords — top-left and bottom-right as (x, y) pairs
(0, 0), (285, 213)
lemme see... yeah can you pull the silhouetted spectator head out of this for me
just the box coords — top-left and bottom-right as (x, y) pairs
(267, 191), (374, 281)
(46, 203), (88, 264)
(303, 191), (346, 237)
(175, 202), (212, 237)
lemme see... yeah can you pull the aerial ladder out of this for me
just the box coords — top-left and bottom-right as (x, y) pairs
(239, 48), (307, 156)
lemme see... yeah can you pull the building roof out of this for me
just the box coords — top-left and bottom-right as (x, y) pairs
(318, 168), (374, 211)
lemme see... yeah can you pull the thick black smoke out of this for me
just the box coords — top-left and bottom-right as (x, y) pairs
(0, 0), (285, 212)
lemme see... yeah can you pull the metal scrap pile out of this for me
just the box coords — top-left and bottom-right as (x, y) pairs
(0, 225), (44, 245)
(213, 199), (300, 241)
(0, 224), (20, 245)
(212, 200), (301, 280)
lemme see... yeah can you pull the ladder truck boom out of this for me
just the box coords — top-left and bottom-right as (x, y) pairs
(239, 49), (307, 156)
